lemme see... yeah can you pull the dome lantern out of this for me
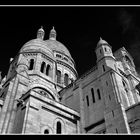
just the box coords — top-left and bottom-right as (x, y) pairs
(37, 26), (45, 40)
(49, 26), (56, 40)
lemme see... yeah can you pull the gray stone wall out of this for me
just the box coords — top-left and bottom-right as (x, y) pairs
(16, 90), (80, 134)
(126, 103), (140, 133)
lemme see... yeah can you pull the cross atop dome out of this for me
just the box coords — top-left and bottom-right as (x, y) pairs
(49, 26), (57, 40)
(37, 26), (45, 40)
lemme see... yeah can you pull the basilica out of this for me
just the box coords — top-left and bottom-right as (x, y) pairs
(0, 26), (140, 134)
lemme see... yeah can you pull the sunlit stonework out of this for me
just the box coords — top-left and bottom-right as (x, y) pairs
(0, 27), (140, 134)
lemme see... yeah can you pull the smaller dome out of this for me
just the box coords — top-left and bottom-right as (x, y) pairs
(37, 26), (45, 40)
(49, 26), (56, 40)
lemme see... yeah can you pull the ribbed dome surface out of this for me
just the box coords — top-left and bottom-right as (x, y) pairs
(45, 39), (72, 58)
(20, 38), (72, 58)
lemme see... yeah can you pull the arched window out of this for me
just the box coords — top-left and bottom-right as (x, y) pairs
(57, 70), (61, 84)
(97, 89), (101, 100)
(122, 81), (125, 87)
(122, 81), (128, 93)
(86, 95), (89, 106)
(40, 61), (46, 73)
(121, 91), (129, 108)
(33, 87), (56, 100)
(91, 88), (95, 103)
(102, 65), (105, 72)
(125, 55), (132, 65)
(44, 129), (49, 134)
(28, 59), (34, 70)
(122, 80), (130, 107)
(56, 54), (61, 58)
(64, 73), (69, 86)
(46, 64), (51, 76)
(104, 47), (107, 52)
(56, 121), (62, 134)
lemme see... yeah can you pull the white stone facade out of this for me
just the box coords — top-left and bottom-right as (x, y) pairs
(0, 27), (140, 134)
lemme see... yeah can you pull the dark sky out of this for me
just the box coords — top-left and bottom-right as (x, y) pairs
(0, 6), (140, 78)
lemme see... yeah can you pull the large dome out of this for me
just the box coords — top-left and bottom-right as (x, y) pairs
(20, 27), (72, 59)
(45, 39), (72, 58)
(20, 38), (72, 58)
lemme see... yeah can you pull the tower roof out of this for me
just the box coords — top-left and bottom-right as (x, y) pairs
(97, 37), (108, 46)
(95, 37), (112, 50)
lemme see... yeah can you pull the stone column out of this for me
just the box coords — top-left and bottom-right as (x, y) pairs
(79, 83), (85, 133)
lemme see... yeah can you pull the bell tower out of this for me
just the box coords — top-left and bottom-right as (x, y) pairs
(95, 37), (116, 75)
(94, 38), (131, 133)
(95, 37), (114, 61)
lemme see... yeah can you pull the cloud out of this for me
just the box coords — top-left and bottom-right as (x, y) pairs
(118, 8), (135, 34)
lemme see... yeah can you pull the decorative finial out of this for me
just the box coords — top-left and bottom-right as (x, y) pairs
(49, 26), (56, 40)
(10, 58), (13, 62)
(100, 37), (103, 41)
(122, 46), (126, 50)
(37, 26), (45, 40)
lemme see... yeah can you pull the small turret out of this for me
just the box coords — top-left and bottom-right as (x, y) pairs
(37, 26), (45, 40)
(49, 26), (56, 40)
(95, 37), (114, 62)
(95, 37), (116, 74)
